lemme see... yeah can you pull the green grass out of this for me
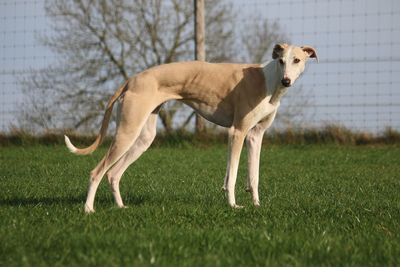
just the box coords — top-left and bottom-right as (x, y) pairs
(0, 144), (399, 266)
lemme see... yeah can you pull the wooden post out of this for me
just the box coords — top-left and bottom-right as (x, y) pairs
(194, 0), (206, 134)
(194, 0), (205, 62)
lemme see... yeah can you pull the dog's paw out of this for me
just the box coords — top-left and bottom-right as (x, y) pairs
(231, 204), (244, 209)
(84, 205), (95, 214)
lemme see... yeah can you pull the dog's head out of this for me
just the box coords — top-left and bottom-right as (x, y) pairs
(272, 43), (318, 87)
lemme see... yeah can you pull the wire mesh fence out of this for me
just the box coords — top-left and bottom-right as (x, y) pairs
(1, 0), (399, 134)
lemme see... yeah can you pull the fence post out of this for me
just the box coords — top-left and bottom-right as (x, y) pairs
(194, 0), (206, 134)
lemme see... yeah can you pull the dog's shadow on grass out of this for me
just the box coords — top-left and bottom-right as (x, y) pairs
(0, 195), (147, 207)
(0, 195), (86, 207)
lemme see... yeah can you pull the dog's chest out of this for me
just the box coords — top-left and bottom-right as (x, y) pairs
(249, 98), (279, 126)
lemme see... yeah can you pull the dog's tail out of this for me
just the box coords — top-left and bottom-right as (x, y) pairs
(64, 80), (129, 155)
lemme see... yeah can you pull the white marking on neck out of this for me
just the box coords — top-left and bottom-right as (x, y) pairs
(260, 61), (270, 68)
(261, 61), (279, 97)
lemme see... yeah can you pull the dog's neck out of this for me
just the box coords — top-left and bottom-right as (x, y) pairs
(261, 60), (289, 105)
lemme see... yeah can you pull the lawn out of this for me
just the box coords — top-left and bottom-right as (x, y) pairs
(0, 144), (399, 266)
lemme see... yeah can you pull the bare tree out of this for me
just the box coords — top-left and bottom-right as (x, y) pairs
(20, 0), (291, 133)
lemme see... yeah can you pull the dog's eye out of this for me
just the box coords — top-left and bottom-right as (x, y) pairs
(279, 59), (284, 65)
(293, 58), (300, 64)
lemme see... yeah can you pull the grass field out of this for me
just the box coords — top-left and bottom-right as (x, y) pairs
(0, 144), (399, 266)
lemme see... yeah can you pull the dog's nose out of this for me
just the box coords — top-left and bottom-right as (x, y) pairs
(281, 78), (291, 87)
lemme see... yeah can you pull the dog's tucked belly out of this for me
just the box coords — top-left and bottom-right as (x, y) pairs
(181, 100), (234, 127)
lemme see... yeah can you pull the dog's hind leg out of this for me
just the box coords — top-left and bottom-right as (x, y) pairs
(106, 107), (160, 208)
(84, 92), (160, 213)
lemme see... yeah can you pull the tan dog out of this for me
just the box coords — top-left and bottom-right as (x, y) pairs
(65, 43), (318, 213)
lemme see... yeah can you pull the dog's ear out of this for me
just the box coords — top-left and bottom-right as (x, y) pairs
(302, 46), (319, 62)
(272, 43), (288, 59)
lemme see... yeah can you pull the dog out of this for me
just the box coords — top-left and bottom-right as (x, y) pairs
(64, 43), (318, 213)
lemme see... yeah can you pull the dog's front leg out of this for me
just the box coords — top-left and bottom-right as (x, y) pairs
(244, 110), (278, 206)
(245, 126), (265, 206)
(225, 128), (246, 208)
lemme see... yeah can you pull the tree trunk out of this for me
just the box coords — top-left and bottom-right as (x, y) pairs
(194, 0), (206, 134)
